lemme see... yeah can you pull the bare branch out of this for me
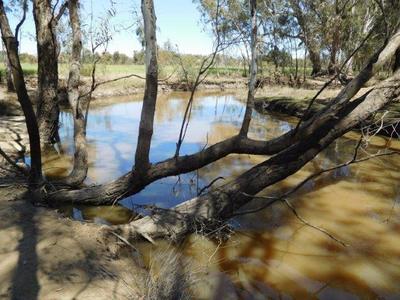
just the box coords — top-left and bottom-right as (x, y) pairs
(282, 198), (348, 247)
(55, 0), (69, 23)
(15, 0), (27, 42)
(294, 25), (376, 133)
(0, 147), (28, 176)
(198, 176), (225, 196)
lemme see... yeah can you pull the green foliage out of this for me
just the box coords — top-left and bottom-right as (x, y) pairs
(80, 64), (93, 77)
(176, 55), (200, 84)
(0, 63), (37, 76)
(19, 53), (37, 64)
(262, 47), (291, 69)
(195, 0), (400, 77)
(208, 66), (242, 76)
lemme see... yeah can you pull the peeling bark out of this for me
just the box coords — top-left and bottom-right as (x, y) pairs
(134, 0), (158, 172)
(240, 0), (257, 137)
(62, 0), (88, 186)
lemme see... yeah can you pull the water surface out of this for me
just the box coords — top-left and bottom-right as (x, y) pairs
(45, 91), (400, 299)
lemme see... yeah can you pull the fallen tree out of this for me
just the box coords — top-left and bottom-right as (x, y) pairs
(0, 0), (399, 242)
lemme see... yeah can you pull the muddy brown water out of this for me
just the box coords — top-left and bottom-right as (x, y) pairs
(42, 91), (400, 299)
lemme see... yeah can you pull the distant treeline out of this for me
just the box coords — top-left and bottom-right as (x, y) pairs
(0, 46), (305, 70)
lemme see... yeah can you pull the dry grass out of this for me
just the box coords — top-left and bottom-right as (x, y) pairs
(142, 247), (197, 300)
(257, 85), (341, 100)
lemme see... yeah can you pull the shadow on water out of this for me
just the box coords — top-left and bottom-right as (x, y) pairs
(41, 91), (400, 298)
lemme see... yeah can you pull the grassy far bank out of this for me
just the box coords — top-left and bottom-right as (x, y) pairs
(0, 63), (249, 96)
(0, 62), (313, 80)
(0, 63), (147, 78)
(254, 87), (400, 138)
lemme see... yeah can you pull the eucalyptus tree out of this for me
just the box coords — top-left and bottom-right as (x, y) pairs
(0, 0), (42, 183)
(0, 0), (399, 240)
(51, 0), (400, 240)
(33, 0), (68, 147)
(3, 48), (14, 91)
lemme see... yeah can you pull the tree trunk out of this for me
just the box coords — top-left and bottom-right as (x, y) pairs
(328, 38), (339, 75)
(240, 0), (257, 136)
(62, 0), (87, 186)
(308, 46), (322, 76)
(118, 71), (400, 241)
(0, 0), (42, 183)
(393, 48), (400, 72)
(328, 1), (341, 75)
(48, 28), (400, 207)
(134, 0), (158, 172)
(33, 0), (60, 147)
(4, 48), (14, 92)
(289, 0), (322, 76)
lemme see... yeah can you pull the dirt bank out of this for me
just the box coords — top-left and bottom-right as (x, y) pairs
(0, 174), (147, 300)
(0, 85), (147, 300)
(255, 94), (400, 137)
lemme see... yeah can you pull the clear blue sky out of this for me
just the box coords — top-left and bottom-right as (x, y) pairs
(9, 0), (214, 56)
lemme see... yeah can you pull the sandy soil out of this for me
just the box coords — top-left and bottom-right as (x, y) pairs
(0, 85), (146, 299)
(0, 179), (146, 300)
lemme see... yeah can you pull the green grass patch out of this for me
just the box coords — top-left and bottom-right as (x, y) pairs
(58, 63), (146, 78)
(0, 63), (37, 76)
(208, 66), (244, 76)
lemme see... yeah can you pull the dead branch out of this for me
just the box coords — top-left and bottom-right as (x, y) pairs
(0, 147), (28, 176)
(294, 25), (376, 133)
(14, 0), (27, 42)
(54, 0), (69, 23)
(198, 176), (225, 196)
(282, 198), (348, 247)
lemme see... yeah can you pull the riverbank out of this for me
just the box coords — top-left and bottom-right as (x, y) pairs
(0, 182), (146, 299)
(0, 86), (147, 299)
(1, 87), (400, 298)
(255, 93), (400, 137)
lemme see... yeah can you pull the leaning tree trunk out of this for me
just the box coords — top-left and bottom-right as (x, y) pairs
(33, 0), (60, 147)
(0, 0), (42, 183)
(47, 20), (400, 208)
(240, 0), (257, 136)
(3, 48), (15, 92)
(117, 30), (400, 240)
(62, 0), (88, 186)
(118, 70), (400, 241)
(134, 0), (158, 172)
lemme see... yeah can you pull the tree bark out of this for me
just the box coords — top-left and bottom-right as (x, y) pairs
(134, 0), (158, 171)
(328, 0), (341, 75)
(393, 48), (400, 72)
(308, 45), (322, 76)
(4, 48), (15, 92)
(62, 0), (87, 186)
(239, 0), (257, 136)
(33, 0), (60, 147)
(328, 30), (340, 75)
(289, 0), (322, 76)
(0, 0), (42, 183)
(118, 72), (400, 241)
(48, 27), (400, 206)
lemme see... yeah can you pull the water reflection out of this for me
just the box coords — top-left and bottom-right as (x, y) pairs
(51, 91), (285, 210)
(46, 91), (400, 299)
